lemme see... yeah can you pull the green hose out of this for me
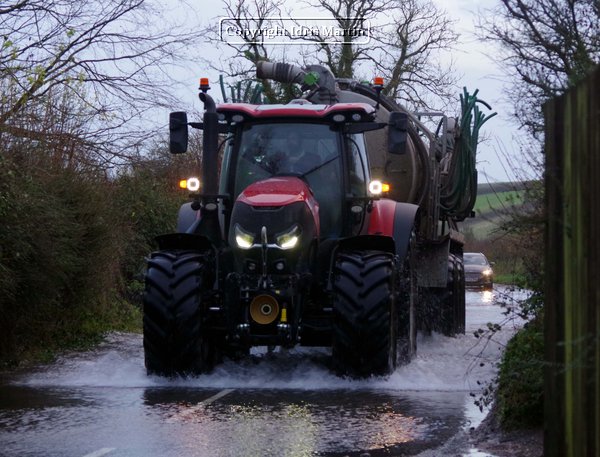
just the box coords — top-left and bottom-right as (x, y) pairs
(440, 88), (497, 221)
(219, 75), (265, 104)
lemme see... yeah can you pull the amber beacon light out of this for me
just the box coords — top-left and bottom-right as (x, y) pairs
(199, 77), (210, 91)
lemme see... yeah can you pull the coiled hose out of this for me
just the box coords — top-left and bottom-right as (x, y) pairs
(219, 75), (264, 104)
(440, 88), (496, 221)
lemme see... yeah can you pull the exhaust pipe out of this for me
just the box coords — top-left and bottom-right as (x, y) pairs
(199, 92), (219, 196)
(256, 61), (306, 85)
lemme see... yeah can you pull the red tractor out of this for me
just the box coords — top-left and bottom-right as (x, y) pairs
(143, 62), (494, 377)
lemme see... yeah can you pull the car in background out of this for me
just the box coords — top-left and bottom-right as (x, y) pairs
(464, 252), (494, 290)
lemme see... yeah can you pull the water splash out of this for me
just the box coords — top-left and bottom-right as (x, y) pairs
(18, 286), (526, 393)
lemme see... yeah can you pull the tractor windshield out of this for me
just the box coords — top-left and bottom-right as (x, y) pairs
(234, 122), (343, 237)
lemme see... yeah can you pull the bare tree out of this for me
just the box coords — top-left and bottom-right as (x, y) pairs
(298, 0), (390, 79)
(204, 0), (459, 108)
(479, 0), (600, 135)
(374, 0), (458, 109)
(295, 0), (458, 109)
(204, 0), (300, 102)
(0, 0), (206, 161)
(475, 0), (600, 330)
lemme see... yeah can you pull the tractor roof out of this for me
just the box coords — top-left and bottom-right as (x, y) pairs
(217, 102), (375, 120)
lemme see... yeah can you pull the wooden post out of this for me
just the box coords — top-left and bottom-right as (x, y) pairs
(544, 67), (600, 457)
(544, 87), (566, 457)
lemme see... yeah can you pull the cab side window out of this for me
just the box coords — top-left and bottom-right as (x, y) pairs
(347, 134), (367, 197)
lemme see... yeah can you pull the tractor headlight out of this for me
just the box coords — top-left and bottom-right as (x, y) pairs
(179, 177), (201, 192)
(234, 224), (255, 249)
(276, 225), (301, 250)
(368, 180), (390, 196)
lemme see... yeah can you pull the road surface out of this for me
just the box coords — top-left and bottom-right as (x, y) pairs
(0, 286), (527, 457)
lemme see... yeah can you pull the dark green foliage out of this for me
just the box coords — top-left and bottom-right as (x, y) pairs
(0, 153), (127, 365)
(465, 179), (545, 430)
(113, 161), (186, 304)
(0, 143), (189, 367)
(496, 317), (544, 429)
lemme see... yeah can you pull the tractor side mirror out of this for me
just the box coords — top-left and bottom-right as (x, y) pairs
(169, 111), (188, 154)
(388, 111), (408, 154)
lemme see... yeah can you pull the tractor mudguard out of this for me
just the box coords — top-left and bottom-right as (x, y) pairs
(368, 199), (419, 261)
(414, 239), (450, 288)
(177, 202), (200, 233)
(337, 234), (396, 254)
(414, 232), (463, 288)
(177, 202), (221, 245)
(155, 232), (214, 252)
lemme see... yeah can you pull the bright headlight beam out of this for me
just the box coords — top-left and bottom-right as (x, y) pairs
(236, 235), (253, 249)
(187, 177), (201, 192)
(368, 180), (383, 195)
(276, 225), (301, 250)
(279, 236), (299, 249)
(234, 224), (254, 249)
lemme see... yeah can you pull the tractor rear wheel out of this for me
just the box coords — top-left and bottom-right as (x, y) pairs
(443, 253), (465, 335)
(142, 250), (216, 376)
(453, 254), (466, 334)
(332, 250), (397, 377)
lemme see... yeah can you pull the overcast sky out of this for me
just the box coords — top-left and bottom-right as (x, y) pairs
(167, 0), (530, 183)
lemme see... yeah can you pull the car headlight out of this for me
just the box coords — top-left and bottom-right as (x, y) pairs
(234, 224), (255, 249)
(482, 268), (493, 276)
(276, 225), (301, 250)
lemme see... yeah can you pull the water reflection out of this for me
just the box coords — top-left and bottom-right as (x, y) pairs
(482, 290), (494, 303)
(141, 388), (464, 456)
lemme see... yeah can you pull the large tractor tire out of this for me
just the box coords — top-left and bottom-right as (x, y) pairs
(419, 253), (465, 336)
(443, 253), (465, 335)
(142, 250), (216, 376)
(332, 250), (397, 377)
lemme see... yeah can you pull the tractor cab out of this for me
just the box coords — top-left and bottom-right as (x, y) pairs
(217, 102), (382, 244)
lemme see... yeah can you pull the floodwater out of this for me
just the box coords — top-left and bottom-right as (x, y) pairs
(0, 285), (528, 457)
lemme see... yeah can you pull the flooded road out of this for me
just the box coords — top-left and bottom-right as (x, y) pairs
(0, 286), (527, 456)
